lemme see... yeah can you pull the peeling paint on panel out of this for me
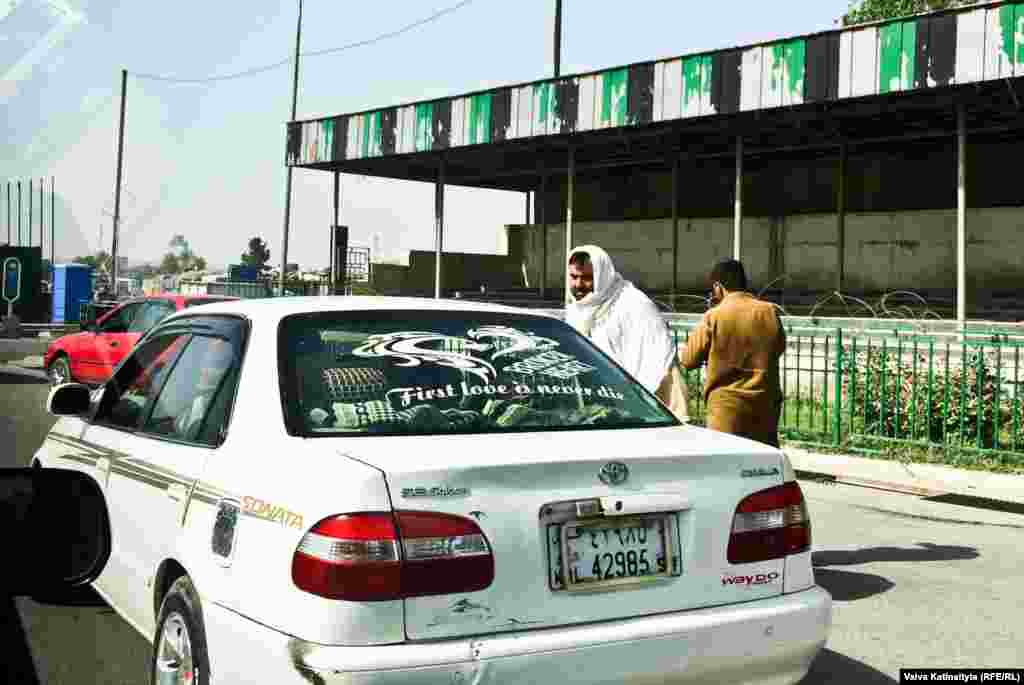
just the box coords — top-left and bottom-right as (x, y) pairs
(414, 102), (433, 152)
(346, 113), (363, 160)
(879, 21), (915, 93)
(627, 63), (654, 125)
(431, 99), (451, 150)
(740, 47), (763, 111)
(361, 111), (382, 158)
(782, 39), (805, 105)
(467, 93), (492, 145)
(597, 68), (628, 128)
(1016, 4), (1024, 74)
(332, 116), (348, 161)
(533, 82), (554, 136)
(380, 108), (397, 156)
(491, 89), (512, 142)
(682, 55), (710, 116)
(762, 44), (784, 108)
(956, 7), (987, 84)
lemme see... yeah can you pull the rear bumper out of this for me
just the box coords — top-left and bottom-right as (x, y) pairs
(204, 586), (831, 685)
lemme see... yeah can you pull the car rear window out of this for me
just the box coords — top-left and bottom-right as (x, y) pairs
(279, 310), (677, 437)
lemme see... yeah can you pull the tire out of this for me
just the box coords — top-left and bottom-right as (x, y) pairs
(48, 355), (72, 387)
(151, 576), (210, 685)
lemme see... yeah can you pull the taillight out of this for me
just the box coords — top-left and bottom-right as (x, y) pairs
(292, 511), (494, 601)
(727, 482), (810, 564)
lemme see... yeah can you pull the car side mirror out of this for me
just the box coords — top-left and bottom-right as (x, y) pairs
(47, 383), (93, 416)
(0, 468), (111, 597)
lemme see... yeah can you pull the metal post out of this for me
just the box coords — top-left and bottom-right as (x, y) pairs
(50, 177), (54, 265)
(553, 0), (562, 78)
(957, 104), (967, 326)
(17, 181), (21, 246)
(279, 0), (304, 297)
(6, 182), (9, 245)
(733, 136), (742, 261)
(837, 143), (847, 292)
(434, 158), (446, 299)
(39, 178), (43, 251)
(332, 170), (340, 294)
(112, 68), (128, 291)
(565, 145), (575, 305)
(539, 170), (548, 299)
(671, 157), (679, 309)
(29, 178), (33, 248)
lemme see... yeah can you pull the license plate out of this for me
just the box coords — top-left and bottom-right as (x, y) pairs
(556, 515), (677, 591)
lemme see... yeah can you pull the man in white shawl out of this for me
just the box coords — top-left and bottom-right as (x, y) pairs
(565, 245), (689, 422)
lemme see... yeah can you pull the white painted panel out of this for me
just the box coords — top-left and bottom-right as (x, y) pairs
(514, 86), (532, 139)
(839, 30), (854, 98)
(662, 59), (682, 120)
(508, 91), (519, 139)
(594, 73), (607, 128)
(851, 27), (878, 97)
(983, 6), (1013, 80)
(576, 74), (596, 131)
(450, 97), (465, 148)
(652, 61), (665, 122)
(401, 106), (416, 154)
(740, 48), (762, 111)
(956, 7), (986, 84)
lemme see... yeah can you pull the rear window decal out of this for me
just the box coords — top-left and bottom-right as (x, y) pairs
(353, 332), (496, 383)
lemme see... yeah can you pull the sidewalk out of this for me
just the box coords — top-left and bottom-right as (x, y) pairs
(785, 446), (1024, 508)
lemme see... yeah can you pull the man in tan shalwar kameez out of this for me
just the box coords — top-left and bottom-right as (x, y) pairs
(679, 259), (786, 447)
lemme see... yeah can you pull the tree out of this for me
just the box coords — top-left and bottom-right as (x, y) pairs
(159, 253), (180, 274)
(73, 250), (111, 271)
(241, 237), (272, 273)
(192, 256), (208, 272)
(841, 0), (977, 26)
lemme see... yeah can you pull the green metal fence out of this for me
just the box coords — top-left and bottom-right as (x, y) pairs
(669, 323), (1024, 456)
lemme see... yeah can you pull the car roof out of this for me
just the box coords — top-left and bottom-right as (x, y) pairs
(160, 295), (558, 324)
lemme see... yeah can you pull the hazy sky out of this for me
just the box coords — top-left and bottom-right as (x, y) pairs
(2, 0), (851, 270)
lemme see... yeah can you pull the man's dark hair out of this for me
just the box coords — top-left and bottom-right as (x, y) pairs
(710, 259), (747, 291)
(568, 251), (591, 267)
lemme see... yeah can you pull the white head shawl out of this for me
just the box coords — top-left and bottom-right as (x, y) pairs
(565, 245), (627, 337)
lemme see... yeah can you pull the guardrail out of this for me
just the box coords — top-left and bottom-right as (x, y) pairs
(669, 322), (1024, 457)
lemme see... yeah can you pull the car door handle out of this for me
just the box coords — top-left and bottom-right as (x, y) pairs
(167, 484), (188, 502)
(109, 341), (119, 347)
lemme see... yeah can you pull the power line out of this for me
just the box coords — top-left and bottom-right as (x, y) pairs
(129, 0), (476, 84)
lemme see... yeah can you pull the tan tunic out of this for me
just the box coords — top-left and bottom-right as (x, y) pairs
(679, 292), (786, 447)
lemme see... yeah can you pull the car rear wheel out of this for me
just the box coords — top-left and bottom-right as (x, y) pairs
(48, 355), (72, 387)
(152, 576), (210, 685)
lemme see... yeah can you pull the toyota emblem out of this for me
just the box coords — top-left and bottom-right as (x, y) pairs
(598, 461), (629, 486)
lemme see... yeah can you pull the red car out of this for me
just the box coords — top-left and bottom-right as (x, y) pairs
(44, 295), (238, 386)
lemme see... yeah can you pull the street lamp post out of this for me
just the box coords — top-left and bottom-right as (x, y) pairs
(279, 0), (304, 297)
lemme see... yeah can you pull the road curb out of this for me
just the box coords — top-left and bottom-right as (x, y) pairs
(785, 447), (1024, 507)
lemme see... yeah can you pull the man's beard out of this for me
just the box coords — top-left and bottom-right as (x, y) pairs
(571, 288), (591, 301)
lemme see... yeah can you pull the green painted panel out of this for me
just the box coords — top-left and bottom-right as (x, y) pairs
(879, 21), (914, 93)
(600, 68), (628, 127)
(361, 111), (382, 158)
(535, 82), (554, 133)
(1018, 3), (1024, 68)
(1001, 4), (1017, 64)
(414, 103), (433, 152)
(783, 39), (805, 102)
(467, 93), (492, 145)
(769, 43), (786, 97)
(681, 56), (704, 115)
(321, 119), (334, 161)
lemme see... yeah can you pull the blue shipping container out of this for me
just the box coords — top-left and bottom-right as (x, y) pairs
(52, 264), (94, 324)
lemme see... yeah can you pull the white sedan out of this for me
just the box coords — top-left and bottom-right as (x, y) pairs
(35, 297), (831, 685)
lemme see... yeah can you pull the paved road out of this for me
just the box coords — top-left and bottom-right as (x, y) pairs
(2, 365), (1022, 684)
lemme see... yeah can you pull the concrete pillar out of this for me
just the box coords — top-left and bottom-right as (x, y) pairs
(733, 136), (743, 262)
(434, 158), (445, 299)
(539, 171), (548, 299)
(671, 157), (679, 310)
(565, 146), (575, 305)
(957, 104), (967, 325)
(836, 144), (847, 293)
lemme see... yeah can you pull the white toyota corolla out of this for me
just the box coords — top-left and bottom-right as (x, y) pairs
(35, 297), (831, 684)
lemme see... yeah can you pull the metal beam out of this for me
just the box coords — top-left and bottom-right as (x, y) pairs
(836, 143), (847, 292)
(957, 104), (967, 326)
(733, 136), (742, 261)
(671, 157), (679, 309)
(539, 170), (548, 299)
(332, 171), (340, 294)
(279, 0), (303, 296)
(553, 0), (562, 78)
(565, 146), (575, 305)
(112, 68), (127, 291)
(434, 158), (446, 299)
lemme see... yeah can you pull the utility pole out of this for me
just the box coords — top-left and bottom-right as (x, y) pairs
(553, 0), (562, 77)
(112, 68), (128, 291)
(279, 0), (304, 296)
(50, 177), (55, 265)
